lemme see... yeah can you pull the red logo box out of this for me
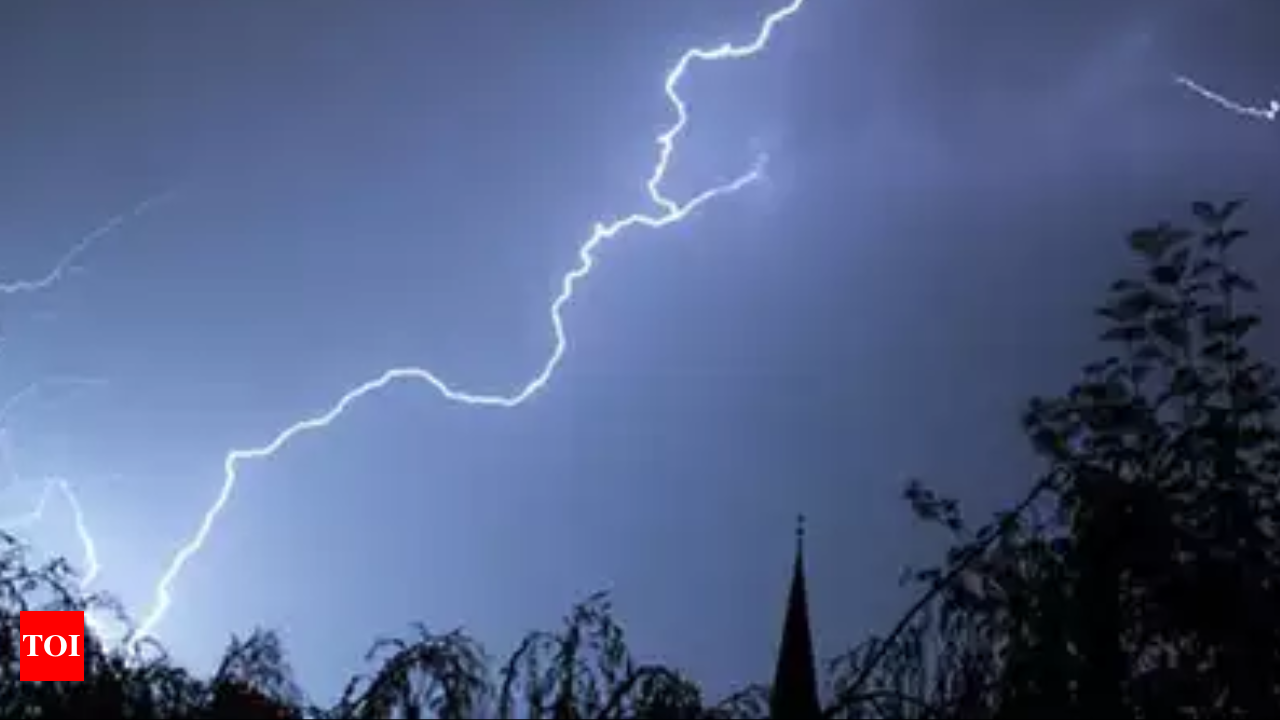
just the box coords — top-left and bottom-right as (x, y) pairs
(19, 611), (85, 682)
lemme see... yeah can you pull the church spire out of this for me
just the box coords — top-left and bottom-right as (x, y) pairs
(770, 515), (821, 718)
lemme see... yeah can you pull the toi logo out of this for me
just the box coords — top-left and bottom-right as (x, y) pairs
(19, 611), (85, 682)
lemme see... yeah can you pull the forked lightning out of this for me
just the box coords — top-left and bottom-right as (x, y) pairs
(131, 0), (811, 646)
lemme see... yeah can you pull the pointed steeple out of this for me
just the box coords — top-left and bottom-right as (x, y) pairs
(770, 515), (821, 718)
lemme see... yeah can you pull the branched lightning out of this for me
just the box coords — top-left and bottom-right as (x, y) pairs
(130, 0), (810, 645)
(0, 474), (106, 644)
(0, 380), (107, 590)
(0, 477), (100, 590)
(0, 190), (176, 296)
(1175, 74), (1279, 122)
(0, 194), (159, 638)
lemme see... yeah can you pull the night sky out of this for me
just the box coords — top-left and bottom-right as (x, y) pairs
(1, 0), (1279, 703)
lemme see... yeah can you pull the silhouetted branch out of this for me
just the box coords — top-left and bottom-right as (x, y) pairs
(828, 470), (1061, 716)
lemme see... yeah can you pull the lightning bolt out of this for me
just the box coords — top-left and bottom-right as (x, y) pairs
(0, 380), (106, 593)
(1175, 75), (1279, 122)
(130, 0), (810, 645)
(0, 190), (176, 296)
(0, 194), (159, 638)
(0, 477), (100, 590)
(57, 478), (100, 589)
(0, 473), (111, 647)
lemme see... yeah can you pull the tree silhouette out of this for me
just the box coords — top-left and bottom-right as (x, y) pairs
(825, 199), (1280, 718)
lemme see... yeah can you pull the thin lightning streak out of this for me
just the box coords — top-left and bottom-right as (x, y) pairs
(1175, 75), (1279, 122)
(5, 477), (108, 643)
(0, 190), (177, 296)
(132, 0), (808, 645)
(0, 479), (54, 531)
(55, 478), (112, 645)
(57, 479), (100, 589)
(0, 477), (99, 590)
(0, 377), (107, 428)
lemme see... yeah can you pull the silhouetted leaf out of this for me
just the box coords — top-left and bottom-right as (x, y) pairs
(1191, 258), (1220, 278)
(1212, 198), (1246, 225)
(1192, 201), (1216, 224)
(1220, 270), (1258, 293)
(1129, 227), (1177, 260)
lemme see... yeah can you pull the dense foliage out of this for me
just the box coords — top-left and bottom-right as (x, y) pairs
(1, 200), (1276, 717)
